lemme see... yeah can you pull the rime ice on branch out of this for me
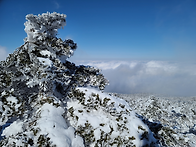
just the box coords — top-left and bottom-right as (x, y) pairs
(24, 12), (77, 60)
(24, 12), (66, 42)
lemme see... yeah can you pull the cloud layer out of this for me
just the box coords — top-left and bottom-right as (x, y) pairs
(74, 60), (196, 97)
(0, 46), (8, 61)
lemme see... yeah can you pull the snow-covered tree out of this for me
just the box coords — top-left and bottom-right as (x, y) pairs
(0, 12), (159, 146)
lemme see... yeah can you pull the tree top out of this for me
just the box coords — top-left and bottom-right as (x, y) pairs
(24, 12), (66, 42)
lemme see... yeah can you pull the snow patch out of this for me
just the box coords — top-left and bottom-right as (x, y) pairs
(40, 50), (51, 57)
(37, 103), (84, 147)
(37, 57), (52, 66)
(2, 120), (23, 136)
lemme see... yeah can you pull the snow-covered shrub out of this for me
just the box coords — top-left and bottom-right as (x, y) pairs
(119, 94), (196, 147)
(67, 87), (158, 147)
(0, 12), (159, 146)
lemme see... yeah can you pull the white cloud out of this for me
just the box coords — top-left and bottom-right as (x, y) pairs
(54, 1), (60, 9)
(0, 46), (8, 61)
(76, 60), (196, 97)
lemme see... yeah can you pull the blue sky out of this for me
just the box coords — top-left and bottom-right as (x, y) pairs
(0, 0), (196, 61)
(1, 0), (196, 96)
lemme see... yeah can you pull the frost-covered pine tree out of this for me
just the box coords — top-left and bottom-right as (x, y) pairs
(0, 12), (159, 147)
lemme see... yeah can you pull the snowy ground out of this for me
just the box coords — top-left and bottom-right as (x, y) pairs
(113, 93), (196, 146)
